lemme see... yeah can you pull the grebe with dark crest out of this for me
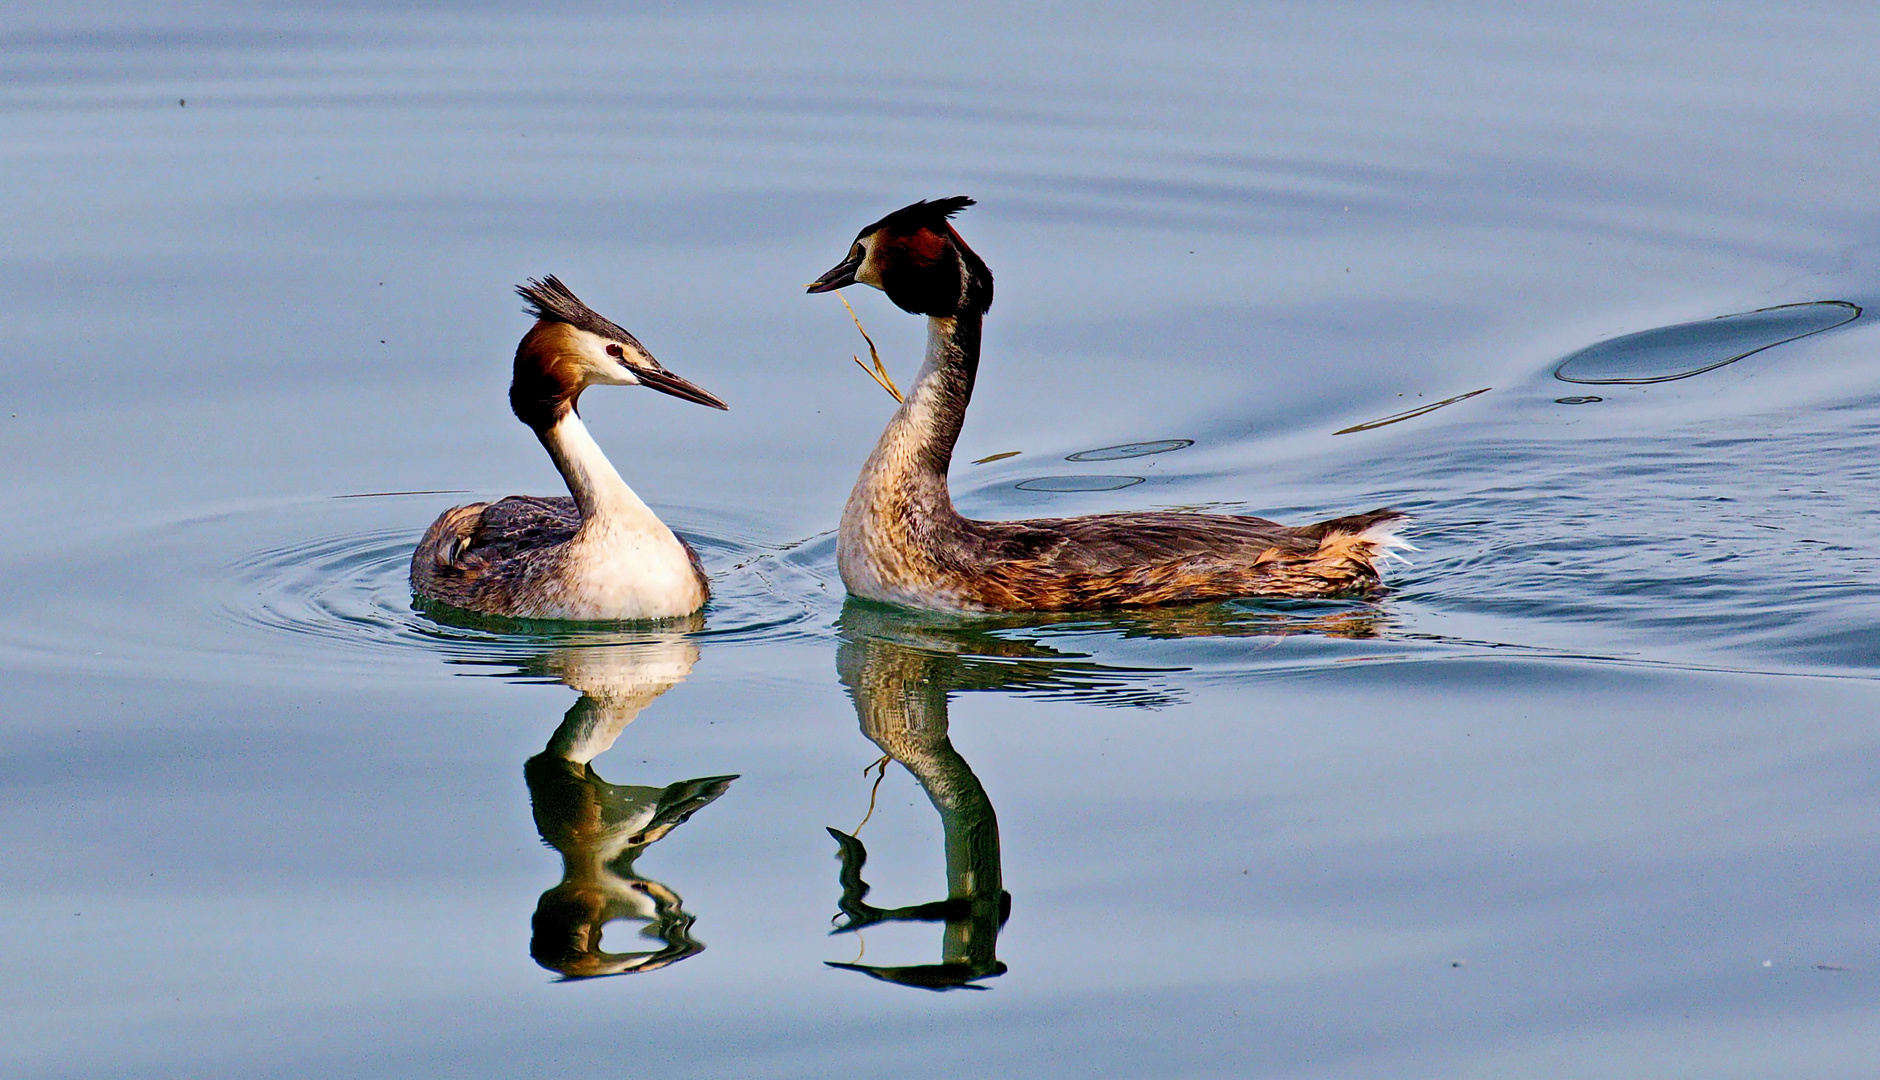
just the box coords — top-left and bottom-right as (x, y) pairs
(807, 197), (1410, 613)
(411, 276), (727, 620)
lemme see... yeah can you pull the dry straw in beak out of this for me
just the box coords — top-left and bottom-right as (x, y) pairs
(838, 294), (904, 403)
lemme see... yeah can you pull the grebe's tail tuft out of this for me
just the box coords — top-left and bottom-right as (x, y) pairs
(1303, 507), (1415, 576)
(1356, 511), (1417, 566)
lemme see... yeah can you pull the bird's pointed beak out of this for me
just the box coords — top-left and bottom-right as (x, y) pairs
(635, 364), (729, 410)
(806, 250), (863, 294)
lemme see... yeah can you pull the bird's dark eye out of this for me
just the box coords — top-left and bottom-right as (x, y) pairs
(606, 343), (624, 358)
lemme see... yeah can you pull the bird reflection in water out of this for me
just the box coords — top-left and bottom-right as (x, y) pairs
(826, 599), (1385, 990)
(518, 627), (736, 979)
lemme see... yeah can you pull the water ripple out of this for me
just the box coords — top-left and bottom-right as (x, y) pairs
(0, 498), (844, 681)
(7, 292), (1879, 686)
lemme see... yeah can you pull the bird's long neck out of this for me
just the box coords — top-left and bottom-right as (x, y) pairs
(538, 409), (667, 534)
(850, 312), (982, 518)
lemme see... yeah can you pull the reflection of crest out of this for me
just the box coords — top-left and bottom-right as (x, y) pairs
(519, 635), (736, 979)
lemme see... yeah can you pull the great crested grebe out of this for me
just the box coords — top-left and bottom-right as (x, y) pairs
(807, 197), (1409, 613)
(411, 276), (726, 621)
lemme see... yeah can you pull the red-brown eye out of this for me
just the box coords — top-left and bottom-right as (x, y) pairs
(606, 343), (624, 358)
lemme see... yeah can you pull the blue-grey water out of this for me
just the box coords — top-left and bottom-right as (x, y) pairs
(6, 3), (1880, 1077)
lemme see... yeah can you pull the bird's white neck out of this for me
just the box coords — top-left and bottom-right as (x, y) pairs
(540, 410), (666, 535)
(532, 409), (707, 620)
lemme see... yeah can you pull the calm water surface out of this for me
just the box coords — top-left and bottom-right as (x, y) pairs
(5, 3), (1880, 1077)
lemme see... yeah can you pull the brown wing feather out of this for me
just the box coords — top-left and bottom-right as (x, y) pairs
(968, 511), (1303, 568)
(410, 496), (581, 612)
(940, 507), (1406, 611)
(457, 496), (582, 562)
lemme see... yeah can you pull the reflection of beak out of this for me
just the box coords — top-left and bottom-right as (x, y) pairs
(635, 364), (729, 410)
(806, 251), (863, 293)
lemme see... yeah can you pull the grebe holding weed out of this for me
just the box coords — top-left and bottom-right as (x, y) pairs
(808, 197), (1409, 613)
(412, 277), (727, 620)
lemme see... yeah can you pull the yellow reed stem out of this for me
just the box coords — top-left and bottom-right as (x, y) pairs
(839, 294), (904, 403)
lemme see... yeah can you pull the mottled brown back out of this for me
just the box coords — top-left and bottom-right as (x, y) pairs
(410, 495), (579, 613)
(933, 507), (1405, 611)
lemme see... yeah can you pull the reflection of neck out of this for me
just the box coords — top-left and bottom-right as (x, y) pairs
(543, 691), (658, 765)
(849, 651), (1002, 967)
(845, 313), (982, 522)
(539, 410), (667, 534)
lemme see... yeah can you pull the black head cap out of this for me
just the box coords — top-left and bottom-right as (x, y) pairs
(856, 195), (977, 241)
(868, 196), (990, 317)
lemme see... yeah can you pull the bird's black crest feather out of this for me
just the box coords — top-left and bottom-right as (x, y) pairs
(516, 275), (644, 349)
(859, 196), (976, 239)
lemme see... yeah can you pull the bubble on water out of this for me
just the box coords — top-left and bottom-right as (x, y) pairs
(1554, 301), (1861, 385)
(1014, 475), (1146, 492)
(1066, 439), (1193, 461)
